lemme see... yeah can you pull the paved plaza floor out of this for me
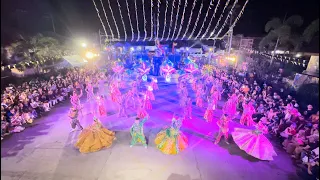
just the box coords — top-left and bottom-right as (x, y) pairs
(1, 77), (302, 180)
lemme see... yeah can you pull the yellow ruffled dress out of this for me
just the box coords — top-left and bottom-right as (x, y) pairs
(154, 127), (188, 155)
(75, 121), (115, 153)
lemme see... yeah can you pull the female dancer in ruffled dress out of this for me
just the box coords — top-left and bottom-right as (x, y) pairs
(96, 95), (106, 117)
(144, 93), (152, 110)
(154, 113), (188, 155)
(215, 114), (230, 144)
(240, 101), (255, 126)
(232, 121), (277, 161)
(204, 98), (214, 122)
(137, 99), (148, 119)
(75, 117), (116, 153)
(195, 86), (204, 108)
(145, 85), (155, 101)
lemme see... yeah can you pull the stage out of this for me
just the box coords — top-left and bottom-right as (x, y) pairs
(1, 76), (301, 180)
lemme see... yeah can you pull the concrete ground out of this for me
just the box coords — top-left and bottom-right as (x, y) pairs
(1, 76), (302, 180)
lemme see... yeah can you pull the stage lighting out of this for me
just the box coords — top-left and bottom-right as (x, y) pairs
(295, 53), (301, 58)
(81, 43), (87, 48)
(130, 47), (135, 51)
(85, 51), (94, 59)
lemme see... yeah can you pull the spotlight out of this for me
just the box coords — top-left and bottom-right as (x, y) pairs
(81, 43), (87, 48)
(130, 47), (135, 51)
(295, 53), (302, 58)
(85, 51), (94, 59)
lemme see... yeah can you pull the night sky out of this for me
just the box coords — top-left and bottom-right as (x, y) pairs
(1, 0), (319, 44)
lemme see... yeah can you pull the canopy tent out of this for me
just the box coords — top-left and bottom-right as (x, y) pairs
(62, 55), (87, 67)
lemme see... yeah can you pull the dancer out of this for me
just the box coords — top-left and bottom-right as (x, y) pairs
(195, 87), (204, 108)
(214, 114), (230, 144)
(240, 101), (255, 126)
(70, 90), (83, 109)
(183, 96), (192, 120)
(232, 121), (277, 161)
(68, 107), (83, 132)
(110, 81), (121, 103)
(85, 82), (94, 102)
(223, 93), (238, 119)
(118, 94), (128, 118)
(137, 99), (148, 119)
(150, 77), (159, 90)
(145, 85), (155, 101)
(96, 95), (106, 117)
(75, 117), (116, 153)
(154, 113), (188, 155)
(144, 93), (152, 110)
(204, 98), (214, 122)
(130, 116), (148, 148)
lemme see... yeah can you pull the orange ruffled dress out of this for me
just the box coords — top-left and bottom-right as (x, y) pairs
(75, 121), (115, 153)
(154, 117), (188, 155)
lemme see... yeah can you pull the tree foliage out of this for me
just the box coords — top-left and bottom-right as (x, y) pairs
(259, 15), (304, 51)
(260, 16), (319, 52)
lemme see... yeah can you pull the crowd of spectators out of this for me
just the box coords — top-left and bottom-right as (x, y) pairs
(214, 67), (319, 180)
(1, 67), (104, 140)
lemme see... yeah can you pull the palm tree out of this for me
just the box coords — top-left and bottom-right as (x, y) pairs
(259, 15), (303, 64)
(302, 18), (319, 44)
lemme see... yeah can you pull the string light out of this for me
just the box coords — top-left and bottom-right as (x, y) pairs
(207, 0), (231, 40)
(125, 0), (135, 41)
(116, 0), (127, 41)
(149, 0), (154, 41)
(213, 0), (239, 39)
(182, 0), (197, 39)
(201, 0), (221, 39)
(187, 1), (203, 40)
(92, 0), (108, 39)
(161, 0), (169, 41)
(166, 0), (176, 41)
(171, 0), (181, 40)
(194, 0), (215, 39)
(134, 0), (140, 41)
(106, 0), (120, 39)
(221, 0), (250, 39)
(142, 0), (147, 41)
(156, 0), (161, 39)
(175, 0), (188, 40)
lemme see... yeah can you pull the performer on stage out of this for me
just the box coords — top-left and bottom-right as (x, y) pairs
(204, 98), (215, 122)
(96, 95), (106, 117)
(195, 87), (204, 108)
(110, 81), (121, 103)
(68, 107), (83, 132)
(183, 96), (192, 120)
(144, 93), (152, 110)
(75, 117), (116, 153)
(223, 93), (238, 119)
(137, 100), (148, 119)
(232, 121), (277, 161)
(70, 90), (83, 110)
(85, 82), (94, 102)
(145, 85), (155, 101)
(118, 94), (128, 118)
(240, 101), (255, 126)
(215, 114), (230, 144)
(154, 113), (188, 155)
(130, 116), (148, 148)
(150, 77), (159, 90)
